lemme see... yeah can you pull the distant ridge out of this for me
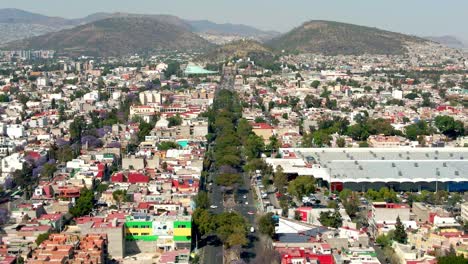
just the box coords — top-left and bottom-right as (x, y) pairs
(187, 20), (280, 41)
(4, 16), (214, 57)
(0, 8), (281, 45)
(424, 35), (466, 49)
(202, 39), (275, 62)
(267, 20), (428, 55)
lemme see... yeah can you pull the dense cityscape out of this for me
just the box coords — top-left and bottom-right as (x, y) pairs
(0, 4), (467, 264)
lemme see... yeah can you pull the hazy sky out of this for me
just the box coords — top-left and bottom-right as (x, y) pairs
(1, 0), (467, 40)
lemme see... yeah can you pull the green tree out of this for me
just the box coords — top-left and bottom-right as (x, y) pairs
(164, 61), (180, 78)
(279, 196), (289, 216)
(327, 200), (339, 209)
(311, 80), (320, 88)
(376, 231), (394, 248)
(393, 216), (407, 244)
(288, 176), (315, 200)
(41, 163), (57, 178)
(245, 134), (265, 160)
(215, 212), (248, 248)
(12, 164), (34, 198)
(343, 192), (361, 217)
(58, 145), (75, 162)
(69, 116), (86, 143)
(69, 188), (94, 217)
(112, 189), (128, 208)
(157, 141), (179, 151)
(51, 98), (56, 109)
(437, 255), (468, 264)
(137, 119), (156, 142)
(35, 232), (51, 245)
(273, 166), (287, 193)
(194, 191), (210, 209)
(237, 118), (253, 145)
(95, 183), (109, 194)
(258, 212), (276, 237)
(267, 135), (281, 154)
(215, 173), (242, 187)
(304, 95), (322, 108)
(0, 94), (9, 102)
(168, 114), (183, 127)
(336, 137), (346, 147)
(434, 115), (465, 139)
(319, 210), (342, 228)
(193, 208), (215, 236)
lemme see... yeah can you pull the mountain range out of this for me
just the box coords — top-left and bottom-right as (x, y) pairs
(0, 8), (278, 45)
(4, 15), (214, 57)
(188, 20), (280, 41)
(424, 35), (466, 49)
(0, 8), (457, 57)
(267, 20), (427, 55)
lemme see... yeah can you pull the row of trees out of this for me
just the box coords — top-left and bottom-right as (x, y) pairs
(193, 89), (249, 252)
(302, 114), (466, 148)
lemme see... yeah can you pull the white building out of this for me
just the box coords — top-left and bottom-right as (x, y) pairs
(139, 91), (162, 105)
(83, 91), (99, 102)
(36, 77), (48, 87)
(66, 159), (85, 170)
(392, 89), (403, 99)
(1, 153), (24, 183)
(6, 125), (25, 139)
(28, 117), (48, 128)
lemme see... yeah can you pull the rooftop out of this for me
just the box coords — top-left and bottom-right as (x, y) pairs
(270, 148), (468, 183)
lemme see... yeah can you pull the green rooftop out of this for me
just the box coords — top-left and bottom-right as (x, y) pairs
(184, 63), (217, 75)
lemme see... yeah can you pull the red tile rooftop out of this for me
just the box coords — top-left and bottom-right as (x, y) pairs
(20, 225), (52, 232)
(372, 202), (409, 209)
(0, 255), (16, 264)
(38, 213), (63, 221)
(251, 122), (273, 129)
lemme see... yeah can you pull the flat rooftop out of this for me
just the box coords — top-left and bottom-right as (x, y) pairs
(268, 148), (468, 183)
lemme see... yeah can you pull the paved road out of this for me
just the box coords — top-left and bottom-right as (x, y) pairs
(202, 74), (264, 263)
(203, 168), (224, 264)
(236, 172), (261, 262)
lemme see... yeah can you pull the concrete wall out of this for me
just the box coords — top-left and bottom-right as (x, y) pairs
(80, 223), (125, 259)
(125, 240), (158, 254)
(412, 202), (430, 223)
(122, 156), (145, 170)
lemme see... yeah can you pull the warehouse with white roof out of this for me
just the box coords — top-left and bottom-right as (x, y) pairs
(266, 148), (468, 192)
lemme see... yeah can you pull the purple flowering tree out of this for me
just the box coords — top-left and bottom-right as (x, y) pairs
(81, 135), (103, 149)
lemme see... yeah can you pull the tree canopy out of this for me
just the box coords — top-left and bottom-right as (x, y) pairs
(288, 176), (315, 200)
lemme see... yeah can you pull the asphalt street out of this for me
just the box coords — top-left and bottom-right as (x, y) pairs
(202, 73), (262, 263)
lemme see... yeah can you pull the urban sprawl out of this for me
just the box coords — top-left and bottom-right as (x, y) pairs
(0, 42), (467, 264)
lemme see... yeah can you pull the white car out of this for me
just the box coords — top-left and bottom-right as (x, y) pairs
(210, 205), (218, 209)
(243, 195), (247, 199)
(250, 227), (255, 233)
(245, 201), (249, 205)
